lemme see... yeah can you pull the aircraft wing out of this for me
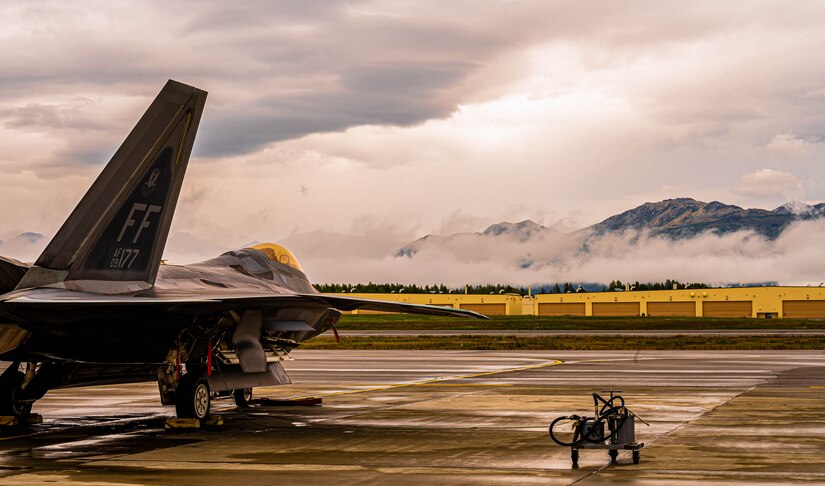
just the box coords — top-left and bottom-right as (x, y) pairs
(308, 293), (489, 319)
(0, 288), (488, 319)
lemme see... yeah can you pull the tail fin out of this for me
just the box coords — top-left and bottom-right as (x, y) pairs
(17, 80), (207, 293)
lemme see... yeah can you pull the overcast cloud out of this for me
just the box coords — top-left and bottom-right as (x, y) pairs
(3, 1), (825, 285)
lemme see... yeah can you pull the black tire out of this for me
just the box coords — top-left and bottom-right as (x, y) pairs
(609, 449), (618, 463)
(175, 373), (211, 420)
(632, 450), (640, 464)
(232, 388), (252, 408)
(571, 449), (579, 468)
(0, 370), (33, 418)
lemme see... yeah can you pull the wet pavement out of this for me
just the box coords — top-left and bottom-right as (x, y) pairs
(1, 350), (824, 484)
(339, 329), (825, 336)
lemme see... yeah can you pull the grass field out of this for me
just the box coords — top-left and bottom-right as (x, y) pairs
(302, 334), (825, 350)
(336, 314), (825, 330)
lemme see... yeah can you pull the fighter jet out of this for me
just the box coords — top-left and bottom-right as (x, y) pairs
(0, 80), (485, 421)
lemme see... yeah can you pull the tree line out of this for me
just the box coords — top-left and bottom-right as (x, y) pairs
(605, 280), (710, 291)
(314, 282), (530, 294)
(314, 280), (712, 295)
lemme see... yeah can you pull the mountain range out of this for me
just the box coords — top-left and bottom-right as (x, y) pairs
(396, 198), (825, 257)
(589, 198), (825, 240)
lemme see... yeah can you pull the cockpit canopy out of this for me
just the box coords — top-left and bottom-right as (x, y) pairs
(248, 243), (303, 272)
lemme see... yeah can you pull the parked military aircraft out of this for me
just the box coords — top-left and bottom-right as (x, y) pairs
(0, 80), (485, 421)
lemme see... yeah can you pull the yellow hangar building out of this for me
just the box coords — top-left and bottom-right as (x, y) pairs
(535, 287), (825, 318)
(343, 287), (825, 318)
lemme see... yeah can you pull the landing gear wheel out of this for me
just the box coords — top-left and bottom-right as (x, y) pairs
(609, 449), (618, 463)
(175, 373), (211, 420)
(632, 450), (640, 464)
(232, 388), (252, 408)
(0, 370), (32, 418)
(571, 449), (579, 468)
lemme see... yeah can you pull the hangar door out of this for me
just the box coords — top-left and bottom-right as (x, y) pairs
(538, 303), (585, 316)
(783, 300), (825, 318)
(647, 302), (696, 317)
(592, 302), (640, 316)
(460, 303), (506, 315)
(703, 301), (752, 318)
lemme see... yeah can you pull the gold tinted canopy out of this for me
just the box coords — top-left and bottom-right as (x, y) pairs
(249, 243), (303, 272)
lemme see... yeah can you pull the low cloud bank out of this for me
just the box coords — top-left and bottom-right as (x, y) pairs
(293, 220), (825, 287)
(2, 220), (825, 287)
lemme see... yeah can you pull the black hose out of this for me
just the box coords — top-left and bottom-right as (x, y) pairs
(593, 392), (624, 412)
(599, 395), (625, 415)
(548, 415), (584, 446)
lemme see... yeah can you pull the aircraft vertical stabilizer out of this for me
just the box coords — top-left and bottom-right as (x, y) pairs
(17, 80), (207, 293)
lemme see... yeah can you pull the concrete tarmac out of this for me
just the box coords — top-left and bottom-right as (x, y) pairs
(338, 329), (825, 336)
(1, 350), (824, 484)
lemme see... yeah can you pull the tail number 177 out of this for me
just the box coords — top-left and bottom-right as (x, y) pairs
(110, 247), (140, 269)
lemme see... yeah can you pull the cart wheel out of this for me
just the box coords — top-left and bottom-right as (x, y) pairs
(609, 449), (618, 463)
(571, 449), (579, 468)
(632, 450), (640, 464)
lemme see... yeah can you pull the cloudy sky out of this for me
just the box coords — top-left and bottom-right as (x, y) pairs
(2, 1), (825, 284)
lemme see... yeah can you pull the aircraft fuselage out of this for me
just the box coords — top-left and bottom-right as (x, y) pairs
(0, 248), (332, 366)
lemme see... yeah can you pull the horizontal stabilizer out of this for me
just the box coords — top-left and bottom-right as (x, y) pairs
(0, 256), (29, 294)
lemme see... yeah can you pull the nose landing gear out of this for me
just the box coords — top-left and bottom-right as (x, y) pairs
(175, 372), (211, 420)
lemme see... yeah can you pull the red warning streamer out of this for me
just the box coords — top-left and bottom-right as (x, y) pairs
(175, 345), (181, 381)
(207, 339), (213, 376)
